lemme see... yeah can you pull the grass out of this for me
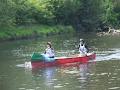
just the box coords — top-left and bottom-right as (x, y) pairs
(0, 25), (75, 41)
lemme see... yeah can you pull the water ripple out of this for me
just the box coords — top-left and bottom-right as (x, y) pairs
(95, 48), (120, 61)
(18, 88), (25, 90)
(54, 85), (64, 88)
(109, 87), (120, 90)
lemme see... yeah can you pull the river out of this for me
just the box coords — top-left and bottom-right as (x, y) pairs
(0, 33), (120, 90)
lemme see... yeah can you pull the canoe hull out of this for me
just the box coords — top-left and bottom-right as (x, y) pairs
(31, 53), (96, 68)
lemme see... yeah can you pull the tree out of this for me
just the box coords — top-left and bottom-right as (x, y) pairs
(78, 0), (105, 31)
(109, 0), (120, 28)
(0, 0), (16, 29)
(47, 0), (81, 25)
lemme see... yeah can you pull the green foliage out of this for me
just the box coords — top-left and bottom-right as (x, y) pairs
(15, 0), (55, 25)
(112, 0), (120, 27)
(47, 0), (81, 25)
(100, 0), (120, 28)
(78, 0), (105, 31)
(0, 25), (74, 41)
(0, 0), (120, 33)
(0, 0), (16, 29)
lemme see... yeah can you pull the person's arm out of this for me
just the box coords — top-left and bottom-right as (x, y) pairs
(44, 49), (46, 54)
(51, 48), (55, 55)
(84, 44), (89, 53)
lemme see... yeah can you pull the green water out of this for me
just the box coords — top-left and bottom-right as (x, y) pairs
(0, 33), (120, 90)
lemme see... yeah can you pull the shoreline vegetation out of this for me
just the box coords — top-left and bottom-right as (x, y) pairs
(0, 25), (120, 42)
(0, 25), (75, 41)
(0, 0), (120, 41)
(97, 27), (120, 36)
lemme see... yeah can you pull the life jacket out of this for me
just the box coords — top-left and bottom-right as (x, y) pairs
(45, 47), (55, 58)
(79, 42), (89, 53)
(79, 44), (87, 54)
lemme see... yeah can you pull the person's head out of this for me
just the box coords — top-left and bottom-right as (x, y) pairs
(47, 42), (52, 48)
(80, 38), (84, 43)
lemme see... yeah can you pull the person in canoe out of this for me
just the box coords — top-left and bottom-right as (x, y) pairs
(31, 42), (55, 62)
(41, 42), (55, 62)
(79, 39), (89, 56)
(44, 42), (55, 58)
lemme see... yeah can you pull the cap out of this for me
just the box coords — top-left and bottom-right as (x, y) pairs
(80, 38), (84, 42)
(47, 42), (52, 45)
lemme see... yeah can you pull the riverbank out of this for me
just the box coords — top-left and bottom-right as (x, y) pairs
(0, 25), (75, 41)
(97, 27), (120, 36)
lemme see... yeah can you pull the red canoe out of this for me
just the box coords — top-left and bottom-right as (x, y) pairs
(31, 53), (96, 68)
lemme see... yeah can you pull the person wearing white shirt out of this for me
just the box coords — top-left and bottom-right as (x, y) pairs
(79, 39), (89, 55)
(44, 42), (55, 58)
(42, 42), (55, 62)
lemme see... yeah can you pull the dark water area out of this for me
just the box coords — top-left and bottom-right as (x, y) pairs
(0, 33), (120, 90)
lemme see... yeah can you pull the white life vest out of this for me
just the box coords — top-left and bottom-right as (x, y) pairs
(45, 47), (55, 57)
(79, 44), (87, 54)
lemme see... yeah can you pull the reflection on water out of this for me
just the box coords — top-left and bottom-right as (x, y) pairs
(31, 67), (57, 90)
(31, 62), (95, 90)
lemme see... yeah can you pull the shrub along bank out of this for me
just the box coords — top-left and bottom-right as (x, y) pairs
(0, 25), (74, 41)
